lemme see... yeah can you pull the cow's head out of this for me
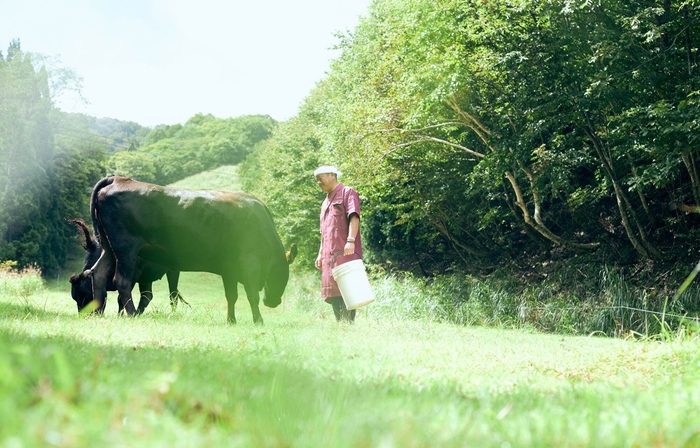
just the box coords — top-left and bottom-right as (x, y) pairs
(69, 271), (93, 311)
(67, 218), (106, 313)
(263, 287), (283, 308)
(69, 271), (105, 313)
(263, 243), (298, 308)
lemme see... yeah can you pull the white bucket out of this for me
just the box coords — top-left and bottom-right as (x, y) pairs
(332, 259), (375, 310)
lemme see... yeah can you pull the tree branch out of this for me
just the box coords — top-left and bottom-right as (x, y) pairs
(382, 136), (486, 160)
(506, 169), (600, 252)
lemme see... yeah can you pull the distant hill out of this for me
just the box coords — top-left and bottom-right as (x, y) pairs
(107, 114), (275, 186)
(54, 112), (149, 153)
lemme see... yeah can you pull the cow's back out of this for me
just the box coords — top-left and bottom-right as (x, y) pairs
(95, 177), (285, 281)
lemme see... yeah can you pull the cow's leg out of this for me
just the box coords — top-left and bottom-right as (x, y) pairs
(136, 280), (153, 315)
(166, 270), (181, 311)
(222, 276), (239, 324)
(96, 213), (143, 316)
(115, 281), (136, 316)
(89, 249), (116, 314)
(243, 283), (264, 325)
(116, 283), (138, 314)
(113, 254), (138, 316)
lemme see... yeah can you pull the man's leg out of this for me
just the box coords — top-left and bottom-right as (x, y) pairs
(329, 296), (355, 322)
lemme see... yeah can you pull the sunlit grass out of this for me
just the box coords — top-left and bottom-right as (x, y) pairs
(0, 263), (44, 305)
(3, 268), (700, 447)
(169, 165), (241, 191)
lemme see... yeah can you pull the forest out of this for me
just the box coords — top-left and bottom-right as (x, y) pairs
(2, 0), (700, 305)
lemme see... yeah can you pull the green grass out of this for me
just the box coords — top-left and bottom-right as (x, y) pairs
(3, 268), (700, 447)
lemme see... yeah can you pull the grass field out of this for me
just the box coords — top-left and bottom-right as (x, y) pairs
(2, 167), (700, 447)
(3, 269), (700, 447)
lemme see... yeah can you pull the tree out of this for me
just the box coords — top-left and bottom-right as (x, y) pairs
(0, 40), (93, 274)
(244, 0), (700, 275)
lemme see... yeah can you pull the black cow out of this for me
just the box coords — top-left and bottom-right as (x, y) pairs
(67, 218), (186, 314)
(71, 176), (297, 324)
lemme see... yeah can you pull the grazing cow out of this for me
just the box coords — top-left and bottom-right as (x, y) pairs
(67, 218), (186, 314)
(72, 176), (297, 324)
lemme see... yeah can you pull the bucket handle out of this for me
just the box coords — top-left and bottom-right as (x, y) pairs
(330, 251), (360, 268)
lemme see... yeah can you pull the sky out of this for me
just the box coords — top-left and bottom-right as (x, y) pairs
(0, 0), (372, 127)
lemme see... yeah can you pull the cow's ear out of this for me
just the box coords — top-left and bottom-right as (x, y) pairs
(69, 272), (89, 284)
(286, 243), (298, 264)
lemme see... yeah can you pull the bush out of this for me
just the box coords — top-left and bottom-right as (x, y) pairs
(0, 262), (45, 302)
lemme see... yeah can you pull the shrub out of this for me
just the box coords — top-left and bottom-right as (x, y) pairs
(0, 262), (45, 303)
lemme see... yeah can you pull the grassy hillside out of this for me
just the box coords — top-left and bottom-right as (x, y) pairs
(169, 165), (242, 191)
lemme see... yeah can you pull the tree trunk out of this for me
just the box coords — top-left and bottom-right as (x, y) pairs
(502, 186), (550, 249)
(583, 125), (662, 259)
(628, 157), (656, 226)
(448, 100), (599, 252)
(432, 218), (490, 258)
(681, 151), (700, 206)
(505, 169), (600, 252)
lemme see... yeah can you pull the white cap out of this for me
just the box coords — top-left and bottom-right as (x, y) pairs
(314, 165), (342, 177)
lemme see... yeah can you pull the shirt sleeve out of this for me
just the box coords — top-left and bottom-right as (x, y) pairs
(344, 187), (361, 218)
(320, 199), (325, 233)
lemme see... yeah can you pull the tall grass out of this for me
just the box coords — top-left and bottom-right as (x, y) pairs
(358, 265), (700, 338)
(0, 262), (45, 306)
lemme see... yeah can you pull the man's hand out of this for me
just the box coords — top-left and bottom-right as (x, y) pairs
(344, 242), (355, 256)
(315, 254), (322, 270)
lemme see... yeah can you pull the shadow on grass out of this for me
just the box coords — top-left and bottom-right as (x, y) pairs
(0, 299), (68, 320)
(4, 296), (700, 447)
(5, 326), (699, 448)
(1, 326), (476, 447)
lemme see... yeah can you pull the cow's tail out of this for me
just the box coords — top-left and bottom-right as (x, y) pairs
(90, 176), (115, 246)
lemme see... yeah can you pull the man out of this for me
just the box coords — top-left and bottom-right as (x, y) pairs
(314, 164), (362, 321)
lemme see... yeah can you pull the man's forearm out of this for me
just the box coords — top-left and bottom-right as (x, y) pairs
(348, 215), (359, 240)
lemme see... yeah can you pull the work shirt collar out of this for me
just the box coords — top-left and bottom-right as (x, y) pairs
(327, 182), (344, 201)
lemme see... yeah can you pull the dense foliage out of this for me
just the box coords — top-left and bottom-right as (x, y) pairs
(0, 40), (100, 275)
(5, 0), (700, 297)
(56, 113), (150, 154)
(242, 0), (700, 284)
